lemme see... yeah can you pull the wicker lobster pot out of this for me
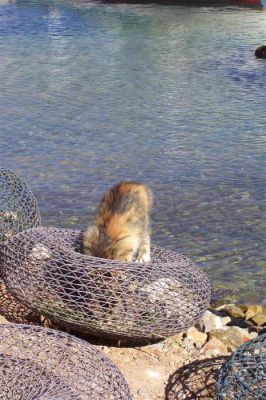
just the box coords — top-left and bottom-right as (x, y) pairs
(0, 323), (132, 399)
(216, 333), (266, 399)
(0, 226), (211, 342)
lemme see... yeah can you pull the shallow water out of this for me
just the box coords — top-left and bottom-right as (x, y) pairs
(0, 0), (265, 304)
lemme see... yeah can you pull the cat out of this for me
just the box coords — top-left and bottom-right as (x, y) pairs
(82, 181), (152, 262)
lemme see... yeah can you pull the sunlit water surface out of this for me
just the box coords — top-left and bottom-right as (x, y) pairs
(0, 0), (266, 303)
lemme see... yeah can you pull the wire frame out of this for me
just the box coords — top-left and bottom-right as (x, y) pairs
(0, 323), (132, 399)
(0, 226), (211, 342)
(0, 168), (41, 242)
(216, 333), (266, 399)
(0, 168), (41, 324)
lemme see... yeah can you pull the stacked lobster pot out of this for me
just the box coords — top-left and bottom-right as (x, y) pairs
(0, 169), (41, 324)
(0, 324), (131, 399)
(0, 168), (212, 398)
(216, 333), (266, 399)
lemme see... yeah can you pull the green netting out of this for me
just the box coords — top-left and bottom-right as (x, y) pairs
(216, 333), (266, 399)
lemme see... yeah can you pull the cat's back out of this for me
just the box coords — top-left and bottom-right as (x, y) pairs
(99, 181), (152, 217)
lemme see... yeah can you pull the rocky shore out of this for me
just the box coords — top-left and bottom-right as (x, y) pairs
(0, 302), (265, 399)
(99, 303), (266, 399)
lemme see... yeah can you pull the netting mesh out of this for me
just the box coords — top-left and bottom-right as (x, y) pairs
(0, 280), (41, 324)
(0, 168), (40, 242)
(0, 168), (41, 324)
(0, 323), (132, 399)
(0, 226), (211, 341)
(216, 333), (266, 399)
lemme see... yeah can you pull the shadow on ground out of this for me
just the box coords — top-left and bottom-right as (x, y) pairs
(165, 356), (229, 400)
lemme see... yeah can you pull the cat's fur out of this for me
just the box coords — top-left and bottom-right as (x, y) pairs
(83, 181), (152, 262)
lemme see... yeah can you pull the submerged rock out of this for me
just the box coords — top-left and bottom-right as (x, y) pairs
(255, 45), (266, 59)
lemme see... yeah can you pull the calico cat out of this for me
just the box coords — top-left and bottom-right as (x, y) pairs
(83, 181), (152, 262)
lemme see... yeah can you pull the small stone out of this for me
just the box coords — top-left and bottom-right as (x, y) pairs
(0, 315), (8, 324)
(249, 331), (258, 340)
(200, 337), (228, 357)
(186, 326), (207, 347)
(245, 305), (264, 320)
(196, 310), (231, 333)
(30, 243), (51, 261)
(209, 326), (251, 352)
(250, 313), (266, 326)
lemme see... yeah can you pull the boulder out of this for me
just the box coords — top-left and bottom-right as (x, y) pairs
(196, 310), (231, 333)
(245, 305), (264, 320)
(250, 312), (266, 327)
(200, 337), (228, 357)
(222, 305), (245, 319)
(209, 326), (251, 352)
(186, 326), (207, 348)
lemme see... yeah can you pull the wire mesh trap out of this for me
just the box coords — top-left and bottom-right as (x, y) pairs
(0, 280), (40, 324)
(216, 333), (266, 399)
(0, 323), (132, 399)
(0, 168), (41, 324)
(0, 168), (40, 242)
(0, 226), (211, 341)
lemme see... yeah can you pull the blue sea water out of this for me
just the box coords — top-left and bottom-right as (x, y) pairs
(0, 0), (265, 303)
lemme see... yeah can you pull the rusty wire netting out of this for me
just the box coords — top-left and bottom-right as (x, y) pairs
(0, 226), (211, 341)
(0, 323), (132, 399)
(0, 168), (41, 324)
(216, 333), (266, 399)
(0, 280), (41, 324)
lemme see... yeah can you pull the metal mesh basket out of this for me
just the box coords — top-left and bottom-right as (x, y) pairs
(0, 168), (40, 242)
(0, 323), (132, 399)
(0, 226), (211, 341)
(0, 168), (41, 324)
(0, 280), (40, 324)
(216, 333), (266, 399)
